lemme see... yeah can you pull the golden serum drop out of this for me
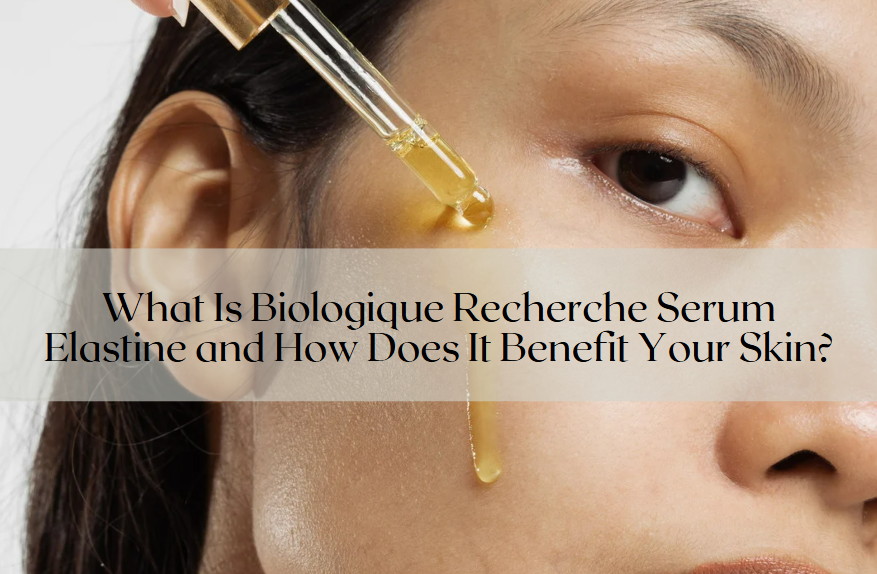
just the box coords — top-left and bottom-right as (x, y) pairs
(467, 356), (501, 483)
(387, 116), (494, 227)
(468, 400), (502, 483)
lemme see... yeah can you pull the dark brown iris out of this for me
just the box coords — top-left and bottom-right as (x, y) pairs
(617, 150), (687, 204)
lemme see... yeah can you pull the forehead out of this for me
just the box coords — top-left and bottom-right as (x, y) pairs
(407, 0), (875, 96)
(500, 0), (874, 45)
(394, 0), (877, 147)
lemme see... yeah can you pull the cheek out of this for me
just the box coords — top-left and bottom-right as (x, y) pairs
(250, 403), (724, 572)
(251, 403), (474, 571)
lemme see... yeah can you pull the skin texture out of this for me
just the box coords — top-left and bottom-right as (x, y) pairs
(112, 0), (877, 572)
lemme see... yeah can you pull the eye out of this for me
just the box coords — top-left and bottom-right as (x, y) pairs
(592, 149), (736, 236)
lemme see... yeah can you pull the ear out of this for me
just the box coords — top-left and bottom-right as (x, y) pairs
(109, 91), (283, 250)
(108, 91), (284, 400)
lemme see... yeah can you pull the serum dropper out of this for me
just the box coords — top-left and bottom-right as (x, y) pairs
(177, 0), (495, 227)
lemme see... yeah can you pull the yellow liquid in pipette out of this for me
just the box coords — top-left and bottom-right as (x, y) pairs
(386, 117), (494, 228)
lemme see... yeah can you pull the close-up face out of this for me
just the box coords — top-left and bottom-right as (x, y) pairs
(180, 0), (877, 572)
(90, 0), (877, 573)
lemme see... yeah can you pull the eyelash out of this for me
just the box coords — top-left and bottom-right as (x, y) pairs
(580, 140), (737, 234)
(585, 141), (726, 192)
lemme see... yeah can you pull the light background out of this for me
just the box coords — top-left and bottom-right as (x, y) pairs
(0, 2), (153, 571)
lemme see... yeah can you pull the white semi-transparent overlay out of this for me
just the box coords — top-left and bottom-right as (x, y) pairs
(0, 248), (873, 402)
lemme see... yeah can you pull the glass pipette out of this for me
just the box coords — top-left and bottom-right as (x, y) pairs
(184, 0), (495, 227)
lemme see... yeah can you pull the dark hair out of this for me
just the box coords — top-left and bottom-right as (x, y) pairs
(26, 3), (414, 573)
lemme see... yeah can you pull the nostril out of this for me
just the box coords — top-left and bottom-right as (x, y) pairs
(865, 499), (877, 538)
(865, 498), (877, 519)
(769, 450), (837, 474)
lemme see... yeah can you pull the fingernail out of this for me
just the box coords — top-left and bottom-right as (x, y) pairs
(171, 0), (190, 26)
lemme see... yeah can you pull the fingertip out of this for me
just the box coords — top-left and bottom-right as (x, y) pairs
(131, 0), (176, 18)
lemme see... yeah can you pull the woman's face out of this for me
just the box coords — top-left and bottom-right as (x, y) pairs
(222, 0), (877, 571)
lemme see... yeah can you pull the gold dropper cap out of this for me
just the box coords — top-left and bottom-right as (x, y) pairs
(190, 0), (290, 49)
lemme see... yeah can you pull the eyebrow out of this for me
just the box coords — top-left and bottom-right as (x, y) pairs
(546, 0), (860, 140)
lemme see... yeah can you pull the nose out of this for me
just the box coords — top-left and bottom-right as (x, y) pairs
(718, 402), (877, 541)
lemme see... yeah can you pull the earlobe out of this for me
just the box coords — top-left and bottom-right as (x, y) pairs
(108, 91), (283, 400)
